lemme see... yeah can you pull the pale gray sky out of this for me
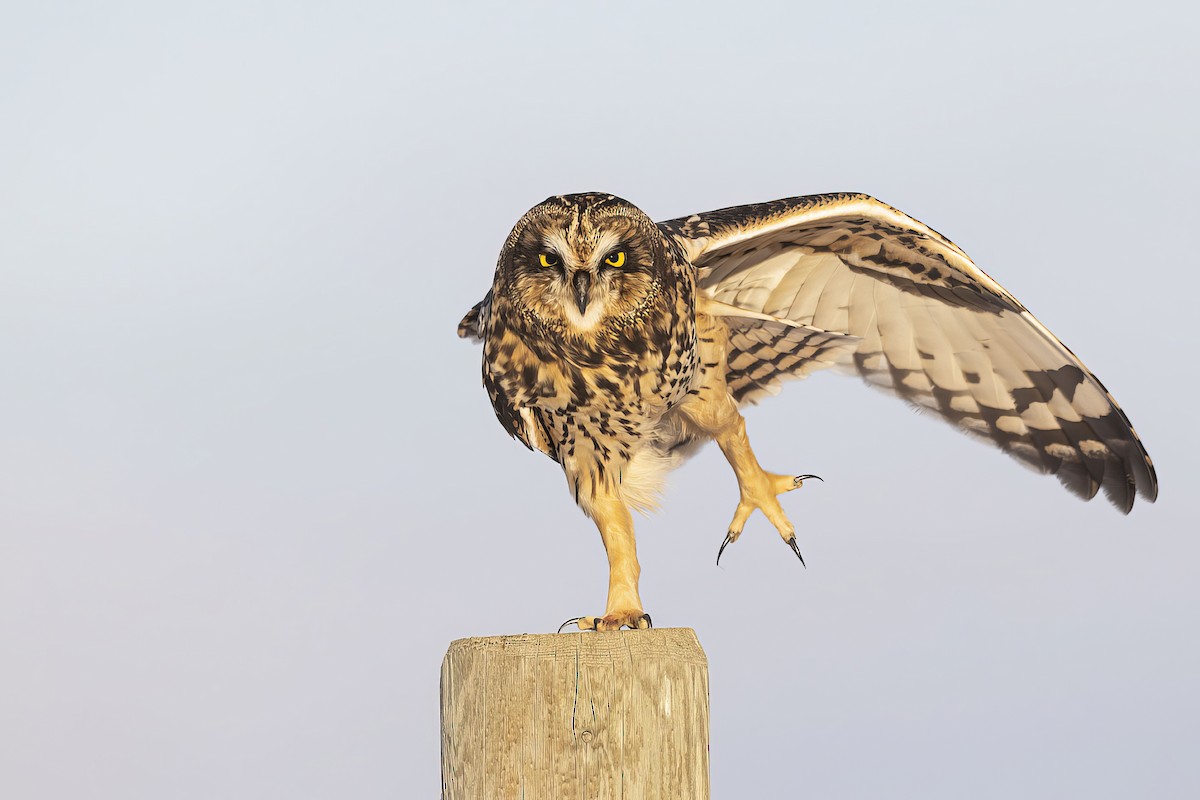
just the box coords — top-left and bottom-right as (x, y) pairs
(2, 2), (1197, 798)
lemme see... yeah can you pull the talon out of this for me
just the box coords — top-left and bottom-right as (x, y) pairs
(716, 531), (736, 566)
(785, 536), (807, 567)
(572, 611), (650, 631)
(794, 473), (823, 486)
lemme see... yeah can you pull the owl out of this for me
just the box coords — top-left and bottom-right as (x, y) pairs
(459, 192), (1157, 631)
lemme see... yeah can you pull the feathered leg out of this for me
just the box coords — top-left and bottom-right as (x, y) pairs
(574, 489), (652, 631)
(680, 309), (818, 564)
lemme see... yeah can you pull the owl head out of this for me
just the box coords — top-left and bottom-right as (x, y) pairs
(498, 193), (666, 336)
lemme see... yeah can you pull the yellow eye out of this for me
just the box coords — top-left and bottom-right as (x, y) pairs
(604, 251), (626, 268)
(538, 253), (560, 268)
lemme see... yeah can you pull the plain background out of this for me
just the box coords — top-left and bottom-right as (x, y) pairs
(2, 2), (1197, 798)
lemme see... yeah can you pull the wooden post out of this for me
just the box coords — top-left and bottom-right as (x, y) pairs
(440, 628), (710, 799)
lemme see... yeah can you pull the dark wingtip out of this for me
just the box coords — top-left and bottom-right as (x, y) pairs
(458, 299), (486, 341)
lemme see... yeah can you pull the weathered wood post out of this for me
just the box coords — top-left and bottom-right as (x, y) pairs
(440, 628), (710, 799)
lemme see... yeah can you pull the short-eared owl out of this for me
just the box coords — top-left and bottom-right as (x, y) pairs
(459, 193), (1157, 631)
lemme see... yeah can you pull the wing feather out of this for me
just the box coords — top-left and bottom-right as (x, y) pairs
(660, 193), (1157, 510)
(461, 291), (560, 463)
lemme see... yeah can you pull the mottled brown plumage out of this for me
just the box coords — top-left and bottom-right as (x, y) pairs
(461, 192), (1158, 630)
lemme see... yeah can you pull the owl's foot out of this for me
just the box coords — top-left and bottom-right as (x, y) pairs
(716, 471), (821, 566)
(560, 611), (653, 632)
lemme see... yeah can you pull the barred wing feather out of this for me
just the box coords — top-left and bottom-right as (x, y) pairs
(660, 193), (1158, 511)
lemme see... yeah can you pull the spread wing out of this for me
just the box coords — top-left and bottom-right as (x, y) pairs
(660, 193), (1158, 511)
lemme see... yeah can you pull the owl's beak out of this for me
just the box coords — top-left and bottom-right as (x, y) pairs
(572, 271), (592, 313)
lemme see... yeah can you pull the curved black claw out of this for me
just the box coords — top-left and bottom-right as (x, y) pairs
(559, 614), (652, 632)
(716, 531), (736, 566)
(793, 473), (824, 486)
(785, 536), (807, 568)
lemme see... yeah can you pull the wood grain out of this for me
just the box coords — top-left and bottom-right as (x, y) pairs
(440, 628), (709, 799)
